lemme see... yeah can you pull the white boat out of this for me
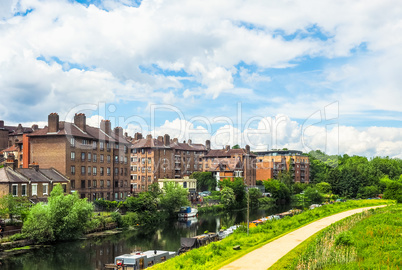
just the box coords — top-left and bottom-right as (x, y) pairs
(178, 206), (198, 218)
(108, 250), (176, 269)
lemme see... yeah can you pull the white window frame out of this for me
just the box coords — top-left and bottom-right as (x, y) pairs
(43, 183), (48, 195)
(12, 184), (18, 196)
(32, 184), (38, 196)
(21, 184), (27, 196)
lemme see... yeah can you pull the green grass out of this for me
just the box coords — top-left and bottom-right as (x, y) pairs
(150, 200), (392, 270)
(270, 204), (402, 270)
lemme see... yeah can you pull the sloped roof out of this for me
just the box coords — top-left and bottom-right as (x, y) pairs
(0, 167), (69, 184)
(40, 169), (69, 182)
(29, 122), (130, 144)
(0, 167), (29, 183)
(1, 124), (33, 135)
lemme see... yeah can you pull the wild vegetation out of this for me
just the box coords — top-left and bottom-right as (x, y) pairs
(270, 204), (402, 270)
(150, 200), (391, 270)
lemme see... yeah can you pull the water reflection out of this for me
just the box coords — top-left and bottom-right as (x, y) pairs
(0, 204), (291, 270)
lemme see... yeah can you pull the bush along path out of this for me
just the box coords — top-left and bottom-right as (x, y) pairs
(271, 204), (402, 270)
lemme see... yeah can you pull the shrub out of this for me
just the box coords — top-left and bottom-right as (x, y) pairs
(335, 231), (354, 246)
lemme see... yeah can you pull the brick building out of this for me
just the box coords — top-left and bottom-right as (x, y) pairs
(255, 150), (310, 183)
(24, 113), (131, 201)
(127, 133), (207, 193)
(202, 143), (256, 186)
(0, 155), (70, 201)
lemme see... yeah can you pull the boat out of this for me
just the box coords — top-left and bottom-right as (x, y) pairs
(178, 232), (219, 254)
(178, 206), (198, 218)
(105, 250), (176, 269)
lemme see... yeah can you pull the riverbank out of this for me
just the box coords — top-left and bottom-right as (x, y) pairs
(270, 204), (402, 269)
(149, 200), (392, 270)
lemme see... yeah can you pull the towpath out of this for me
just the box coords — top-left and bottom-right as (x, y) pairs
(220, 205), (387, 270)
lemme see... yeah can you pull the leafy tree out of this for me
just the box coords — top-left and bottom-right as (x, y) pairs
(383, 182), (402, 203)
(220, 187), (235, 209)
(304, 187), (324, 204)
(357, 185), (379, 199)
(293, 182), (308, 194)
(256, 180), (263, 186)
(316, 182), (332, 194)
(159, 182), (189, 216)
(191, 172), (217, 191)
(263, 180), (291, 202)
(23, 185), (93, 243)
(248, 188), (262, 208)
(232, 144), (240, 149)
(219, 178), (246, 206)
(0, 194), (31, 222)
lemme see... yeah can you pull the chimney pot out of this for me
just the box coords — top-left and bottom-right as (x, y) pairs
(74, 113), (86, 132)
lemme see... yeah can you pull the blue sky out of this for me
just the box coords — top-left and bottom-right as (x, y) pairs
(1, 0), (402, 157)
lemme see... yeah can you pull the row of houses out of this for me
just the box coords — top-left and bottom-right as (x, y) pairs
(0, 113), (310, 201)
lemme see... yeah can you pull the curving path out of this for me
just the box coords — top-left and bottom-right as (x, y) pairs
(220, 205), (387, 270)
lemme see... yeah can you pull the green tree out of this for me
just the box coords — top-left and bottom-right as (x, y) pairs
(23, 185), (94, 243)
(383, 181), (402, 203)
(263, 180), (291, 202)
(219, 178), (246, 207)
(0, 194), (31, 222)
(316, 182), (332, 194)
(232, 144), (240, 149)
(304, 187), (324, 204)
(159, 182), (189, 216)
(191, 172), (217, 191)
(248, 188), (262, 208)
(357, 185), (379, 199)
(220, 187), (235, 209)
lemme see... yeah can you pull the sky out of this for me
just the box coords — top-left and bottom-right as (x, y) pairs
(1, 0), (402, 157)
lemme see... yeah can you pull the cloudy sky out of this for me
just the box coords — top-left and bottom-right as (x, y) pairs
(1, 0), (402, 157)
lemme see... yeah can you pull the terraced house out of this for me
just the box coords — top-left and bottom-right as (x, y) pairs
(23, 113), (131, 201)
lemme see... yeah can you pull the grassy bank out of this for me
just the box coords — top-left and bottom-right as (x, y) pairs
(271, 204), (402, 269)
(150, 200), (391, 270)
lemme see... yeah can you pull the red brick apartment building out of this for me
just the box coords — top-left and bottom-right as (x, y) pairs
(202, 143), (256, 186)
(24, 113), (131, 201)
(127, 133), (207, 193)
(256, 150), (310, 183)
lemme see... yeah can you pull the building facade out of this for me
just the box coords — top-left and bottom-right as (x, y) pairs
(255, 150), (310, 183)
(24, 113), (131, 201)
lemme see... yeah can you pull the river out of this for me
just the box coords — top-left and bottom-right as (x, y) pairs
(0, 204), (291, 270)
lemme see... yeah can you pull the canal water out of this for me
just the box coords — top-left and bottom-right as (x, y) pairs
(0, 204), (291, 270)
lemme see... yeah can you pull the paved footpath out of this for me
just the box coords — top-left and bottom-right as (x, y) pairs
(220, 205), (387, 270)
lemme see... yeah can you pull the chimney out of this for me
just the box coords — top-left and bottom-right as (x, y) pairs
(29, 163), (39, 172)
(31, 124), (39, 131)
(5, 154), (17, 170)
(114, 127), (123, 138)
(74, 113), (86, 132)
(0, 120), (4, 129)
(124, 132), (128, 138)
(157, 136), (163, 142)
(206, 140), (211, 151)
(188, 139), (192, 145)
(134, 132), (143, 140)
(100, 120), (111, 135)
(183, 140), (186, 144)
(164, 134), (170, 146)
(146, 134), (152, 140)
(16, 124), (23, 133)
(48, 113), (59, 133)
(225, 145), (230, 151)
(246, 145), (250, 154)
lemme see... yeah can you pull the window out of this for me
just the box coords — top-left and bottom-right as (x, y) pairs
(163, 167), (166, 172)
(22, 184), (27, 196)
(142, 167), (145, 173)
(100, 154), (104, 163)
(43, 184), (48, 195)
(107, 167), (111, 176)
(88, 166), (91, 175)
(12, 184), (18, 196)
(93, 141), (97, 149)
(164, 149), (166, 155)
(124, 145), (128, 153)
(100, 141), (104, 150)
(93, 167), (97, 175)
(147, 176), (151, 182)
(93, 154), (97, 162)
(141, 176), (145, 182)
(133, 166), (137, 171)
(107, 155), (111, 163)
(88, 180), (91, 188)
(100, 180), (104, 188)
(114, 168), (118, 175)
(82, 139), (89, 145)
(107, 180), (111, 187)
(62, 184), (67, 193)
(100, 167), (104, 176)
(106, 142), (111, 150)
(81, 166), (85, 175)
(71, 165), (75, 175)
(148, 167), (151, 172)
(120, 192), (123, 199)
(81, 180), (85, 188)
(133, 149), (137, 153)
(141, 149), (145, 154)
(88, 153), (91, 162)
(183, 182), (187, 188)
(71, 180), (75, 189)
(141, 158), (145, 164)
(120, 180), (123, 187)
(120, 156), (123, 163)
(115, 155), (119, 163)
(93, 180), (97, 188)
(115, 143), (119, 149)
(147, 158), (151, 164)
(70, 137), (75, 147)
(32, 184), (37, 196)
(133, 157), (138, 162)
(81, 152), (85, 161)
(114, 193), (118, 200)
(71, 152), (75, 161)
(131, 174), (137, 180)
(115, 181), (118, 188)
(124, 168), (127, 176)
